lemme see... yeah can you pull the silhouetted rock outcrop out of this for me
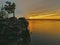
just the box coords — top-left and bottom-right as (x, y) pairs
(0, 17), (31, 45)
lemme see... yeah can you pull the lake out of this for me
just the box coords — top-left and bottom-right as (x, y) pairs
(28, 19), (60, 45)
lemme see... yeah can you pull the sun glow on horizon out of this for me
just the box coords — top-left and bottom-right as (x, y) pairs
(27, 14), (60, 19)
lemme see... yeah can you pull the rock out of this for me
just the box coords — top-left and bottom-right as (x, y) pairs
(0, 17), (31, 45)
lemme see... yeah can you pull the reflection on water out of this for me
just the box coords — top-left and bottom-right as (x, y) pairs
(28, 19), (60, 45)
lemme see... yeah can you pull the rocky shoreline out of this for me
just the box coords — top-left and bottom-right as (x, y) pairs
(0, 17), (31, 45)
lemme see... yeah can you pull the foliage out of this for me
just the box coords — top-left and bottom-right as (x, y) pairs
(4, 1), (16, 17)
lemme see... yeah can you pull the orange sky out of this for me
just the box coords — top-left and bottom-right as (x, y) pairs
(1, 0), (60, 18)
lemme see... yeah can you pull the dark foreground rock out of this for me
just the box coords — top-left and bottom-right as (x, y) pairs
(0, 17), (31, 45)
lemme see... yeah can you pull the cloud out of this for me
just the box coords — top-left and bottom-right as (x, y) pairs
(0, 0), (60, 17)
(16, 0), (60, 16)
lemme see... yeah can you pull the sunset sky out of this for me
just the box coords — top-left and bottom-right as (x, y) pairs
(0, 0), (60, 18)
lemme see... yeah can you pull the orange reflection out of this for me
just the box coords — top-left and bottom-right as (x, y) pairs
(28, 19), (60, 35)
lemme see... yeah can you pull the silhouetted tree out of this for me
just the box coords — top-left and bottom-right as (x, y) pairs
(4, 1), (16, 17)
(0, 6), (7, 18)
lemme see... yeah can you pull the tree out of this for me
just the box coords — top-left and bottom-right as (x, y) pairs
(4, 1), (16, 17)
(0, 5), (7, 18)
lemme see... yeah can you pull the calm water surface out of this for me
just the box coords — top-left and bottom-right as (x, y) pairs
(28, 19), (60, 45)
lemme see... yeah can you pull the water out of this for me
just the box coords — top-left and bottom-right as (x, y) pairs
(28, 19), (60, 45)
